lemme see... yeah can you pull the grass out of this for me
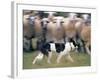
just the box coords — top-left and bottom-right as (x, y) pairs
(23, 51), (91, 69)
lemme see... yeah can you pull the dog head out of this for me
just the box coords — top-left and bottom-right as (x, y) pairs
(70, 42), (78, 51)
(68, 38), (78, 51)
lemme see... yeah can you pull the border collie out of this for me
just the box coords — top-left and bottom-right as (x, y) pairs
(32, 40), (77, 64)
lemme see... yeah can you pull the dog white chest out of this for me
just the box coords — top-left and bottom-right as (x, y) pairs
(50, 43), (56, 51)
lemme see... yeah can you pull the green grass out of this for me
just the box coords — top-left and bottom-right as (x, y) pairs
(23, 51), (91, 69)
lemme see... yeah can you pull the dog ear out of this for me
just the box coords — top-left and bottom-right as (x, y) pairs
(68, 38), (77, 47)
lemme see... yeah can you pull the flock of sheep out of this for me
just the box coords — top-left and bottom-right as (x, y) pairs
(23, 10), (91, 55)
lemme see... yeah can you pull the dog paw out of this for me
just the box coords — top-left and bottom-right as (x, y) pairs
(47, 61), (51, 64)
(32, 61), (35, 64)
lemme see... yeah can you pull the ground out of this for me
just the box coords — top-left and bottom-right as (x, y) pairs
(23, 51), (90, 69)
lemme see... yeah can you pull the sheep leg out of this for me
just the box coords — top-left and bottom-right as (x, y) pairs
(77, 38), (85, 53)
(80, 39), (86, 53)
(85, 43), (91, 55)
(47, 52), (52, 64)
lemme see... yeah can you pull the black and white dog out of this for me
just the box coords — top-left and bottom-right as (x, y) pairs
(32, 39), (78, 64)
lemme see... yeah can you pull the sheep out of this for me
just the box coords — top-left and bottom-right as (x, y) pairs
(74, 14), (91, 54)
(46, 16), (65, 43)
(80, 26), (91, 55)
(40, 16), (65, 43)
(62, 18), (77, 40)
(23, 14), (41, 40)
(23, 12), (46, 51)
(61, 13), (90, 53)
(61, 13), (78, 44)
(23, 14), (36, 51)
(33, 15), (42, 38)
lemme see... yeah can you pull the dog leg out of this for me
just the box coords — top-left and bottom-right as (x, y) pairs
(47, 52), (52, 64)
(32, 56), (37, 64)
(32, 52), (44, 64)
(57, 53), (63, 63)
(67, 54), (74, 63)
